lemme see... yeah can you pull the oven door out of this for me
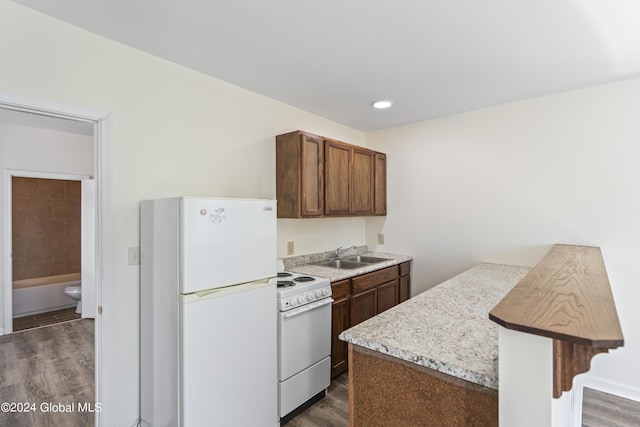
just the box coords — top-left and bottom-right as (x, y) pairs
(278, 298), (333, 381)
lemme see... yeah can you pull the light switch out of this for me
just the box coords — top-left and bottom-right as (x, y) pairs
(287, 241), (294, 255)
(128, 247), (140, 266)
(378, 234), (385, 244)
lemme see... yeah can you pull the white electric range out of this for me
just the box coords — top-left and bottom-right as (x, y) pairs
(276, 270), (333, 423)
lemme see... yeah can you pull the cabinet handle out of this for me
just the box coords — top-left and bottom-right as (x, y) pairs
(283, 298), (334, 318)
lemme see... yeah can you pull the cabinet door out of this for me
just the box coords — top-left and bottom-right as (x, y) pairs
(300, 133), (324, 216)
(377, 280), (398, 314)
(399, 262), (410, 303)
(374, 152), (387, 215)
(350, 287), (377, 327)
(275, 130), (323, 218)
(399, 274), (410, 303)
(324, 139), (351, 215)
(351, 147), (375, 215)
(331, 296), (350, 378)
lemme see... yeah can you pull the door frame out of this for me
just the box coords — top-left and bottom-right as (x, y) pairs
(0, 90), (113, 427)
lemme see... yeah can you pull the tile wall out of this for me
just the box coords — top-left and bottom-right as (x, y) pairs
(12, 177), (81, 281)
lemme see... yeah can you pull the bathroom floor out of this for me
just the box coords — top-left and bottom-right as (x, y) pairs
(13, 308), (80, 332)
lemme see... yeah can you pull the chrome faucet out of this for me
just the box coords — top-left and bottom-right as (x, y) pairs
(334, 245), (356, 259)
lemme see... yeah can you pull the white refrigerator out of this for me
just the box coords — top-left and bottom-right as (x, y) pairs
(140, 197), (278, 427)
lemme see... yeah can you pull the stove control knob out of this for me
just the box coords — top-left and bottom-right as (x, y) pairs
(322, 288), (330, 297)
(289, 298), (296, 307)
(307, 293), (314, 301)
(315, 290), (322, 298)
(297, 295), (305, 305)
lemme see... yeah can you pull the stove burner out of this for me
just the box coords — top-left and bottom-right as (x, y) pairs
(277, 272), (293, 278)
(277, 281), (296, 288)
(294, 276), (315, 283)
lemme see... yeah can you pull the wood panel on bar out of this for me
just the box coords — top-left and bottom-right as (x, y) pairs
(489, 244), (624, 397)
(348, 345), (498, 427)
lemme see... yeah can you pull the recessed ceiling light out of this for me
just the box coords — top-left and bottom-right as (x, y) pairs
(372, 100), (393, 109)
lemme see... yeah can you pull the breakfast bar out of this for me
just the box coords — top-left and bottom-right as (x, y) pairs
(339, 262), (530, 426)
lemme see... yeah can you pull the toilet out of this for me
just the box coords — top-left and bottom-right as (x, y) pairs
(64, 286), (82, 314)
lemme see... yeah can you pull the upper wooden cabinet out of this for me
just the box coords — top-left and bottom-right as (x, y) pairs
(374, 153), (387, 215)
(324, 138), (352, 216)
(276, 130), (387, 218)
(351, 147), (375, 215)
(276, 131), (324, 218)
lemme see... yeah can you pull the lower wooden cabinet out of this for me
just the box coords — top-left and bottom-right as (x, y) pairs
(350, 266), (398, 327)
(331, 261), (412, 378)
(350, 287), (377, 327)
(351, 279), (398, 327)
(331, 280), (350, 378)
(377, 280), (399, 313)
(399, 275), (410, 303)
(399, 261), (411, 303)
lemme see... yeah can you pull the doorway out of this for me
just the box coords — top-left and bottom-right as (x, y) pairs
(0, 90), (113, 426)
(8, 172), (95, 332)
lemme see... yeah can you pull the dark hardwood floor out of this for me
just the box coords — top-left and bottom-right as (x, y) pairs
(0, 319), (94, 427)
(13, 307), (80, 332)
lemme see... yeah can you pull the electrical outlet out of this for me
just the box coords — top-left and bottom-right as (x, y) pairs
(378, 233), (385, 244)
(128, 247), (140, 266)
(287, 241), (295, 255)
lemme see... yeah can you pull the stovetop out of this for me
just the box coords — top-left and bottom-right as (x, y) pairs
(277, 271), (331, 311)
(277, 271), (329, 294)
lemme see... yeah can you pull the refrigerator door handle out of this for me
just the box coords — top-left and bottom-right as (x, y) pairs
(282, 298), (334, 318)
(181, 277), (276, 303)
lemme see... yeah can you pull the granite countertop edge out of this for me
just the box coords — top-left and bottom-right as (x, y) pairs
(339, 331), (499, 389)
(338, 262), (532, 391)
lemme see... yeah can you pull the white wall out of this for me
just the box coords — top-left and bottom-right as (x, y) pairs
(0, 122), (93, 174)
(278, 217), (365, 257)
(0, 121), (94, 329)
(498, 328), (553, 427)
(366, 76), (640, 397)
(0, 1), (365, 424)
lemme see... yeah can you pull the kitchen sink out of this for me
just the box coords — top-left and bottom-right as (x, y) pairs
(342, 255), (390, 264)
(312, 255), (391, 269)
(312, 259), (365, 269)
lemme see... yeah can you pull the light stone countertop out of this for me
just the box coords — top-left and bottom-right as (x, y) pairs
(339, 262), (531, 390)
(284, 250), (413, 281)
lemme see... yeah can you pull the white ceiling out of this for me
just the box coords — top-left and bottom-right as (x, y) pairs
(9, 0), (640, 131)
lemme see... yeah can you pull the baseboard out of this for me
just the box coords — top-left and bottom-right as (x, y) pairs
(13, 303), (77, 318)
(572, 375), (640, 427)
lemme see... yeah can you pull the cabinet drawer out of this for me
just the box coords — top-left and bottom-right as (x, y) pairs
(331, 279), (350, 300)
(399, 262), (410, 276)
(352, 266), (398, 294)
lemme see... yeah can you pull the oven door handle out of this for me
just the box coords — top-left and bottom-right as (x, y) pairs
(283, 298), (334, 318)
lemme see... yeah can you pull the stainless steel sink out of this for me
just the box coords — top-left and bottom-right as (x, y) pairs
(342, 255), (390, 264)
(312, 255), (391, 269)
(312, 259), (366, 269)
